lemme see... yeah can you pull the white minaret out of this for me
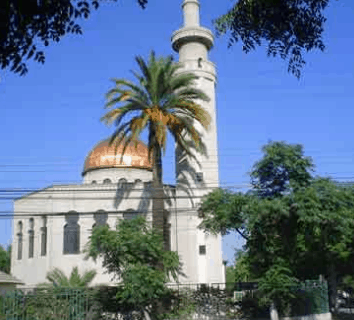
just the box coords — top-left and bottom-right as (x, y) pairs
(171, 0), (224, 285)
(172, 0), (219, 197)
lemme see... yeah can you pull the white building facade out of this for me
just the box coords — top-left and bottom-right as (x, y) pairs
(11, 0), (225, 287)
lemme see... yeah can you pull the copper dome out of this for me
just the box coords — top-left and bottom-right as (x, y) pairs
(83, 139), (152, 175)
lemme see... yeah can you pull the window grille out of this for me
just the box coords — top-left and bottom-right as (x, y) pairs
(123, 209), (138, 220)
(199, 245), (206, 255)
(41, 216), (47, 256)
(196, 172), (204, 183)
(17, 221), (23, 260)
(28, 218), (34, 258)
(17, 234), (22, 260)
(63, 212), (80, 255)
(93, 210), (108, 229)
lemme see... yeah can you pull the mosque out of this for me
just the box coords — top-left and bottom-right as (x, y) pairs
(11, 0), (224, 286)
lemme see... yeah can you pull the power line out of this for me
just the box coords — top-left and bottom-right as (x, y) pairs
(0, 150), (352, 164)
(0, 176), (351, 194)
(0, 207), (207, 219)
(0, 158), (352, 169)
(0, 184), (249, 193)
(0, 194), (228, 201)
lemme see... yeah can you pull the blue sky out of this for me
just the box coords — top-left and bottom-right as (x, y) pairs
(0, 0), (353, 265)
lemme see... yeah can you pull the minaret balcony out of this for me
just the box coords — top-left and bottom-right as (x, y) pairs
(171, 26), (214, 52)
(176, 59), (216, 82)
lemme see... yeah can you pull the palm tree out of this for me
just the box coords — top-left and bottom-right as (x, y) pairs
(41, 266), (96, 287)
(102, 51), (211, 250)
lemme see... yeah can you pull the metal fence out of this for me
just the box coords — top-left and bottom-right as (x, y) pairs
(0, 287), (91, 320)
(291, 280), (329, 316)
(0, 281), (330, 320)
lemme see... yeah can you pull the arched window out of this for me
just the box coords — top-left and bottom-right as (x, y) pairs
(118, 178), (128, 192)
(123, 209), (138, 220)
(63, 212), (80, 255)
(118, 178), (127, 186)
(103, 178), (111, 184)
(164, 213), (171, 251)
(93, 210), (108, 229)
(28, 218), (34, 258)
(41, 216), (47, 256)
(92, 180), (97, 184)
(17, 221), (23, 260)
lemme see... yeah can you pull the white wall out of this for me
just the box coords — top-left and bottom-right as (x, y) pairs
(281, 313), (332, 320)
(83, 167), (152, 184)
(12, 167), (224, 287)
(12, 179), (156, 286)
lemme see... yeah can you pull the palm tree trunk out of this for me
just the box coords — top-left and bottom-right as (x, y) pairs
(152, 145), (168, 250)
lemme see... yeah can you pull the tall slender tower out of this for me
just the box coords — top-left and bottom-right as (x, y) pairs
(171, 0), (224, 284)
(172, 0), (219, 193)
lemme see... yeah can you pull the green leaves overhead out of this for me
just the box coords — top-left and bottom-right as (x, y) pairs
(215, 0), (329, 78)
(0, 0), (148, 76)
(1, 0), (333, 77)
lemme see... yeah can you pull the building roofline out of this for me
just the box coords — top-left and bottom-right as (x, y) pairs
(14, 183), (79, 201)
(14, 181), (177, 202)
(82, 165), (153, 176)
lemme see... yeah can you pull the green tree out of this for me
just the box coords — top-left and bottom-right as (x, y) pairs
(245, 178), (354, 311)
(200, 141), (354, 313)
(226, 265), (235, 283)
(250, 141), (314, 198)
(40, 266), (97, 287)
(199, 188), (249, 239)
(293, 178), (354, 310)
(102, 51), (210, 249)
(233, 250), (253, 283)
(1, 1), (331, 77)
(85, 216), (180, 320)
(0, 244), (11, 274)
(225, 251), (254, 293)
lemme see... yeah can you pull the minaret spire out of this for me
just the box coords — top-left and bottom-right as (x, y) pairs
(182, 0), (200, 27)
(172, 0), (214, 61)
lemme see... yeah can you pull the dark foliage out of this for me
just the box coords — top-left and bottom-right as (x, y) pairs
(2, 0), (333, 79)
(250, 141), (314, 198)
(0, 0), (147, 76)
(237, 292), (270, 319)
(215, 0), (329, 78)
(0, 244), (11, 274)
